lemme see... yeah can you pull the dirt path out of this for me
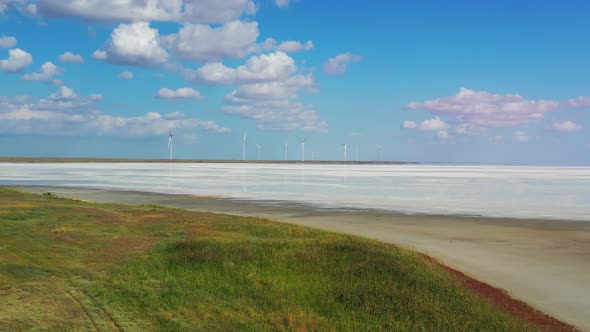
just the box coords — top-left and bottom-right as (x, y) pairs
(7, 246), (123, 331)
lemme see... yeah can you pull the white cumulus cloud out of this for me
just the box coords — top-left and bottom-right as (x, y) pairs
(275, 0), (290, 8)
(323, 52), (361, 75)
(0, 0), (22, 13)
(552, 120), (582, 133)
(36, 0), (256, 24)
(403, 117), (451, 140)
(179, 49), (324, 132)
(408, 87), (566, 128)
(222, 79), (324, 132)
(118, 71), (133, 79)
(90, 93), (103, 101)
(21, 61), (62, 84)
(419, 116), (448, 131)
(92, 50), (107, 60)
(0, 89), (229, 137)
(277, 40), (313, 53)
(437, 131), (450, 140)
(48, 86), (78, 101)
(189, 51), (296, 85)
(156, 87), (203, 100)
(0, 48), (33, 73)
(185, 51), (326, 132)
(565, 96), (590, 109)
(232, 51), (297, 82)
(513, 131), (530, 143)
(19, 3), (38, 17)
(261, 38), (314, 53)
(97, 22), (168, 67)
(4, 86), (99, 112)
(225, 74), (313, 102)
(59, 51), (84, 63)
(402, 120), (417, 129)
(223, 100), (327, 133)
(163, 21), (259, 62)
(0, 35), (17, 48)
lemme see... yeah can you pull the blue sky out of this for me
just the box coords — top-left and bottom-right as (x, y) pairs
(0, 0), (589, 164)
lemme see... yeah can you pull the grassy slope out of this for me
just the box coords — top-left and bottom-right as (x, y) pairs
(0, 188), (535, 331)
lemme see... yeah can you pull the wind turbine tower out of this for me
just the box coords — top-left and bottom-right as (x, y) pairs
(342, 144), (348, 163)
(356, 144), (359, 162)
(284, 139), (288, 161)
(168, 129), (174, 161)
(377, 145), (384, 162)
(242, 131), (248, 161)
(256, 144), (263, 161)
(297, 137), (307, 162)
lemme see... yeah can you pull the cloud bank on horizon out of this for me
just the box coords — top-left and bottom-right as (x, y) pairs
(404, 88), (587, 142)
(0, 0), (589, 162)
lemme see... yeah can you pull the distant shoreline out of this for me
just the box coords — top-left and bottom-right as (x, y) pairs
(0, 157), (416, 165)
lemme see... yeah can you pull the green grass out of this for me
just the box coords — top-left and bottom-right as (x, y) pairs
(0, 187), (537, 331)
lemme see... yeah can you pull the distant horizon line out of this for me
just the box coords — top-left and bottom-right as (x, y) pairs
(0, 157), (414, 165)
(1, 157), (589, 167)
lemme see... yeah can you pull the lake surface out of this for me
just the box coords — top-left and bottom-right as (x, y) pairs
(1, 163), (589, 221)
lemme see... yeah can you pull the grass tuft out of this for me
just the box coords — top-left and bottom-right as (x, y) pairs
(43, 192), (58, 198)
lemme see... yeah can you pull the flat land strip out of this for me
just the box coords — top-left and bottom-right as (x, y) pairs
(0, 157), (411, 165)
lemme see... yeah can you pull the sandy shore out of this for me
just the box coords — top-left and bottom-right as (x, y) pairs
(14, 185), (590, 331)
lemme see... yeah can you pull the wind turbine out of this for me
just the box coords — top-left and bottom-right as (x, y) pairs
(377, 145), (384, 162)
(284, 138), (288, 161)
(168, 128), (174, 161)
(242, 130), (248, 161)
(356, 144), (359, 162)
(342, 143), (348, 163)
(256, 144), (263, 161)
(297, 137), (307, 162)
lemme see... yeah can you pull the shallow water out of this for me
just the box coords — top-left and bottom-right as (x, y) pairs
(1, 163), (589, 221)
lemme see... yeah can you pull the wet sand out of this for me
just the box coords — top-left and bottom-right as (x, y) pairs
(14, 186), (590, 331)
